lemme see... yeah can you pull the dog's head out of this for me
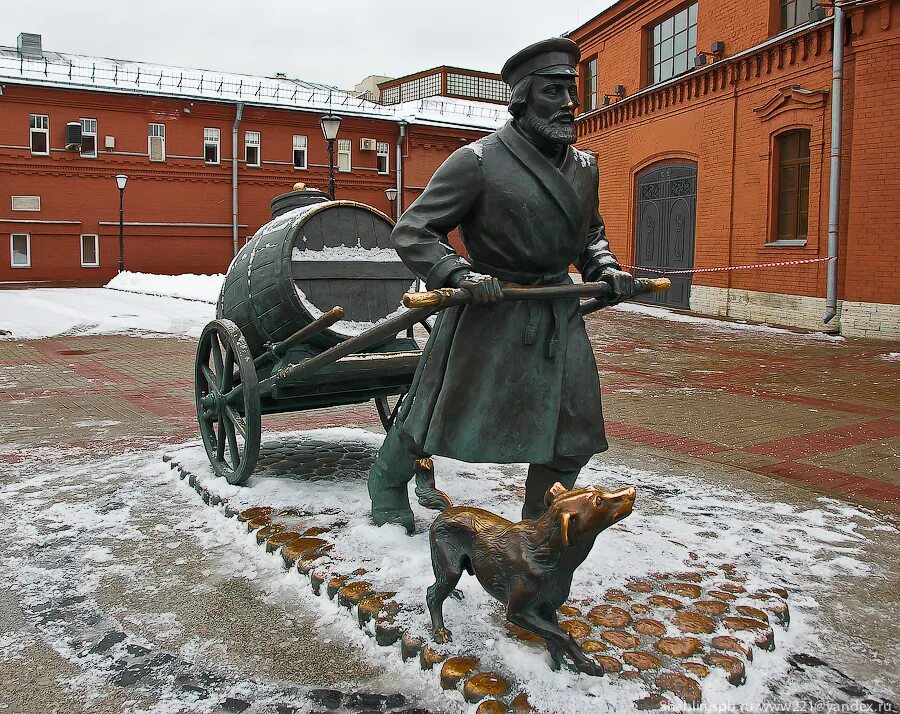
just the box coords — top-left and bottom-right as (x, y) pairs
(543, 482), (636, 547)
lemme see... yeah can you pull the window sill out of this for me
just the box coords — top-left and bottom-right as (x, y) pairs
(81, 264), (101, 268)
(764, 240), (807, 247)
(10, 264), (32, 269)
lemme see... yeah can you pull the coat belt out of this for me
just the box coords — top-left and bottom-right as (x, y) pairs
(470, 261), (571, 359)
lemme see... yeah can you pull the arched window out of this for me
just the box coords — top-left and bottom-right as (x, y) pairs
(775, 129), (811, 242)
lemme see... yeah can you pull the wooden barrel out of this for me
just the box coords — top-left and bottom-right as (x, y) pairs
(218, 201), (416, 357)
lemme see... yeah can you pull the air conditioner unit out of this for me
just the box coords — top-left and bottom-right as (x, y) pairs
(360, 138), (377, 151)
(65, 121), (82, 151)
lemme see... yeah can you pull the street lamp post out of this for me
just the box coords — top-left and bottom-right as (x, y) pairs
(319, 114), (342, 200)
(385, 187), (398, 219)
(114, 174), (128, 272)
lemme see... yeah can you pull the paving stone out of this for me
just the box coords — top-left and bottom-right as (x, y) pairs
(463, 673), (511, 703)
(704, 652), (747, 685)
(559, 619), (591, 638)
(593, 654), (623, 673)
(648, 595), (684, 609)
(587, 605), (632, 628)
(601, 630), (640, 649)
(656, 673), (702, 705)
(623, 651), (662, 670)
(654, 636), (703, 658)
(672, 611), (716, 635)
(440, 656), (480, 689)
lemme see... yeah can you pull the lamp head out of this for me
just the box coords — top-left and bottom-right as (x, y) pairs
(320, 114), (342, 141)
(385, 187), (398, 202)
(115, 174), (128, 190)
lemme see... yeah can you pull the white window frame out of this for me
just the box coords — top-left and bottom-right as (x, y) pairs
(376, 141), (390, 175)
(148, 123), (166, 162)
(337, 138), (351, 173)
(10, 233), (31, 268)
(80, 118), (98, 158)
(204, 127), (220, 165)
(245, 130), (260, 167)
(30, 114), (49, 156)
(292, 135), (308, 170)
(80, 234), (100, 267)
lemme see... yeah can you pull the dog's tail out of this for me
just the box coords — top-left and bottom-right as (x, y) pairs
(414, 457), (452, 512)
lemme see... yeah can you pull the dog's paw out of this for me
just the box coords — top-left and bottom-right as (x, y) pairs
(574, 656), (605, 678)
(432, 627), (453, 644)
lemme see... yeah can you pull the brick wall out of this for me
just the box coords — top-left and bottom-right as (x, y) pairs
(0, 85), (484, 284)
(571, 0), (900, 336)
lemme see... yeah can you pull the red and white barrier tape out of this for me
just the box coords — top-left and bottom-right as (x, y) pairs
(622, 256), (834, 275)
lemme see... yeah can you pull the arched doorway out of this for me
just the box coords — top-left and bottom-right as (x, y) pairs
(634, 163), (697, 309)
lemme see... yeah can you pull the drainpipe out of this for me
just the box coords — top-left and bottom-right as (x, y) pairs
(823, 5), (845, 324)
(395, 121), (406, 220)
(232, 102), (244, 257)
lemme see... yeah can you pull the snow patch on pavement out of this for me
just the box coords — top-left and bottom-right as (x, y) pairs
(106, 271), (223, 304)
(167, 427), (893, 712)
(0, 288), (214, 339)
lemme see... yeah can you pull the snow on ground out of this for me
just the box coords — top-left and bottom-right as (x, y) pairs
(106, 271), (223, 304)
(0, 288), (214, 339)
(613, 302), (845, 339)
(881, 352), (900, 361)
(168, 427), (895, 713)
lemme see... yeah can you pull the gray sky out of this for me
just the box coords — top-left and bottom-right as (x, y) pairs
(5, 0), (617, 89)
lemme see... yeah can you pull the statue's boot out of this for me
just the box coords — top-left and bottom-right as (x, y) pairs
(522, 454), (592, 520)
(367, 427), (418, 534)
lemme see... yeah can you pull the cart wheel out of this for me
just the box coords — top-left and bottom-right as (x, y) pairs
(195, 319), (261, 485)
(375, 392), (405, 431)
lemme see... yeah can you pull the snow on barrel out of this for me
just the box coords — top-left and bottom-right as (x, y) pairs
(217, 200), (415, 356)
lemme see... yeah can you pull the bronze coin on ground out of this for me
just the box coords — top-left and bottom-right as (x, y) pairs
(711, 635), (753, 659)
(736, 605), (769, 622)
(672, 611), (716, 635)
(238, 506), (272, 522)
(558, 604), (581, 617)
(664, 582), (702, 598)
(626, 580), (654, 593)
(724, 616), (768, 631)
(656, 673), (702, 706)
(648, 595), (684, 610)
(704, 652), (747, 685)
(587, 605), (633, 628)
(709, 590), (738, 601)
(476, 700), (509, 714)
(718, 582), (746, 594)
(654, 636), (703, 658)
(623, 651), (662, 670)
(600, 630), (641, 649)
(604, 589), (632, 603)
(463, 673), (511, 703)
(695, 599), (729, 616)
(581, 639), (607, 653)
(593, 654), (623, 672)
(631, 603), (652, 615)
(683, 662), (710, 678)
(559, 619), (591, 639)
(634, 619), (667, 637)
(510, 692), (534, 713)
(441, 656), (481, 690)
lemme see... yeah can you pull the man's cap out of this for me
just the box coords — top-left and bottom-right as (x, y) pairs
(501, 37), (580, 89)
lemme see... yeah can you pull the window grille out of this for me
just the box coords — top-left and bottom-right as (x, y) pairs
(398, 74), (441, 103)
(781, 0), (814, 30)
(10, 234), (30, 267)
(80, 234), (100, 267)
(80, 118), (97, 157)
(245, 130), (260, 167)
(204, 127), (220, 164)
(446, 74), (510, 103)
(337, 138), (351, 172)
(148, 123), (166, 162)
(775, 129), (811, 242)
(582, 59), (598, 111)
(648, 3), (698, 85)
(376, 141), (390, 174)
(381, 86), (400, 105)
(293, 135), (308, 169)
(30, 114), (49, 155)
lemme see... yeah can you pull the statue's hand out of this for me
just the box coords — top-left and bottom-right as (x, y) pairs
(598, 268), (635, 304)
(450, 270), (504, 305)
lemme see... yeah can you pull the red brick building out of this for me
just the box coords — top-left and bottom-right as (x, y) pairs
(570, 0), (900, 338)
(0, 34), (504, 287)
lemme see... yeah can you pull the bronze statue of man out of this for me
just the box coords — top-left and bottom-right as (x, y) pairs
(368, 38), (634, 533)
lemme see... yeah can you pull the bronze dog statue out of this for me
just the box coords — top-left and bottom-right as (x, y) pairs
(426, 480), (636, 676)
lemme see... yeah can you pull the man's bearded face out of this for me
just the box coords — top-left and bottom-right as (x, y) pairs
(523, 76), (580, 145)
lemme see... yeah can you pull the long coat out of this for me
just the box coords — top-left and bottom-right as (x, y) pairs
(392, 121), (621, 464)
